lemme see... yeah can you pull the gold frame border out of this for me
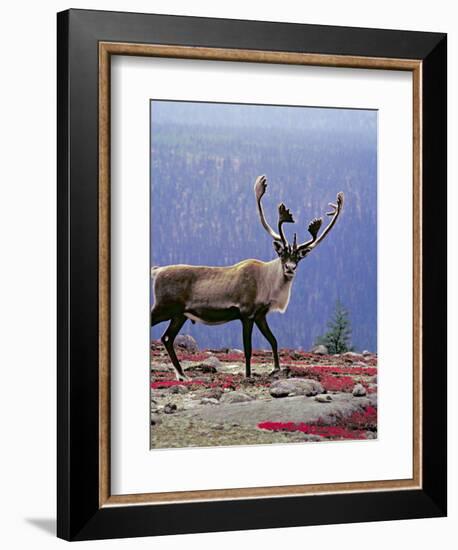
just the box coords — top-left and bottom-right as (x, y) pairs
(98, 42), (422, 507)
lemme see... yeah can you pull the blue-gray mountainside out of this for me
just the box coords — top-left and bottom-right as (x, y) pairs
(150, 102), (377, 352)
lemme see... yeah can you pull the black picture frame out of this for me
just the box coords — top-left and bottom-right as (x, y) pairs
(57, 8), (447, 541)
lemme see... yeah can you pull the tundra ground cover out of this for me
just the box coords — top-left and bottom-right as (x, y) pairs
(150, 340), (378, 447)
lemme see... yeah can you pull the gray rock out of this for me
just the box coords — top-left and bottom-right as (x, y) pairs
(315, 394), (332, 403)
(220, 391), (254, 404)
(311, 344), (328, 355)
(302, 434), (324, 442)
(228, 348), (243, 355)
(179, 393), (377, 427)
(200, 397), (219, 405)
(362, 350), (372, 356)
(150, 414), (161, 426)
(182, 400), (200, 410)
(201, 389), (223, 400)
(270, 378), (324, 398)
(369, 375), (377, 384)
(365, 431), (377, 439)
(169, 384), (188, 394)
(164, 403), (177, 414)
(352, 383), (367, 397)
(174, 334), (199, 353)
(202, 356), (222, 370)
(343, 351), (364, 361)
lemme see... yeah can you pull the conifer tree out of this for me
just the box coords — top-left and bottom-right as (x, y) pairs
(316, 299), (353, 354)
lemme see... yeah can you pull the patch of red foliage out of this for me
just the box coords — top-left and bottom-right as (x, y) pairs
(346, 406), (377, 430)
(151, 371), (270, 390)
(320, 375), (356, 392)
(288, 365), (377, 377)
(175, 352), (211, 362)
(257, 421), (366, 439)
(151, 379), (208, 389)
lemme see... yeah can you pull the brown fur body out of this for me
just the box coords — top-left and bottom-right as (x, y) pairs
(151, 258), (292, 326)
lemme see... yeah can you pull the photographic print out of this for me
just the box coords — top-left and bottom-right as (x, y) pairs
(150, 100), (377, 449)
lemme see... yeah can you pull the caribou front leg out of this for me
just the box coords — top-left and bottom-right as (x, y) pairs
(161, 315), (188, 381)
(255, 315), (280, 374)
(241, 317), (254, 378)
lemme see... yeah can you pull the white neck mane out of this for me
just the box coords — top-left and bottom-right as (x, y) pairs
(262, 258), (294, 313)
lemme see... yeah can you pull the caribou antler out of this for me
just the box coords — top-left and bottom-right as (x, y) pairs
(297, 192), (344, 253)
(254, 175), (294, 245)
(254, 175), (281, 242)
(254, 176), (343, 253)
(296, 217), (323, 250)
(277, 203), (295, 246)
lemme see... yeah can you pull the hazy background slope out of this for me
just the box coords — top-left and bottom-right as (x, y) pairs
(150, 101), (377, 352)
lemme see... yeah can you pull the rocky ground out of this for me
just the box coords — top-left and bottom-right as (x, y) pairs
(150, 337), (378, 449)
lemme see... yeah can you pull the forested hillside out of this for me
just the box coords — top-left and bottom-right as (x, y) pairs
(150, 101), (377, 352)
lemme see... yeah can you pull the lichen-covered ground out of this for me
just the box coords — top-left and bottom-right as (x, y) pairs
(150, 340), (377, 449)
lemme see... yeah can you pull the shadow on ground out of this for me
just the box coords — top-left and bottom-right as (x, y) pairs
(25, 518), (56, 536)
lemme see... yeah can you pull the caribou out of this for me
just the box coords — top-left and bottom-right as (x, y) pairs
(151, 175), (344, 380)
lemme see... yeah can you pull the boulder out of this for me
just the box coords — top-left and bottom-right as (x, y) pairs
(163, 403), (178, 414)
(200, 397), (220, 405)
(302, 434), (324, 442)
(179, 393), (378, 427)
(352, 383), (367, 397)
(150, 414), (162, 426)
(311, 344), (328, 355)
(202, 355), (222, 371)
(169, 384), (188, 394)
(343, 351), (364, 362)
(362, 350), (372, 356)
(201, 388), (223, 400)
(315, 394), (332, 403)
(220, 391), (254, 404)
(270, 378), (324, 398)
(174, 334), (199, 353)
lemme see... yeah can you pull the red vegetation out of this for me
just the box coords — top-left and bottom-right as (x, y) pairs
(175, 352), (212, 362)
(150, 373), (271, 391)
(258, 405), (377, 439)
(346, 406), (377, 430)
(288, 365), (377, 377)
(320, 375), (357, 392)
(257, 421), (366, 440)
(151, 379), (208, 389)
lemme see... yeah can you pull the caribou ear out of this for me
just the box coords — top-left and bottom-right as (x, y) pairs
(273, 240), (285, 256)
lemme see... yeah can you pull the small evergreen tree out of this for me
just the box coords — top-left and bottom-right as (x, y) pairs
(315, 299), (353, 354)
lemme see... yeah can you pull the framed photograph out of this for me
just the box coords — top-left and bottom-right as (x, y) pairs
(57, 9), (447, 541)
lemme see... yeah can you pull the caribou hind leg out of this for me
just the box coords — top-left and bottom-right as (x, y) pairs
(151, 305), (171, 327)
(161, 315), (188, 381)
(255, 315), (280, 374)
